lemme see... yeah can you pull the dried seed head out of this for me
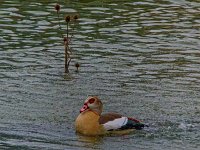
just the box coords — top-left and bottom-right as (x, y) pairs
(63, 37), (67, 42)
(75, 62), (80, 68)
(75, 62), (80, 72)
(55, 4), (60, 13)
(63, 37), (69, 45)
(73, 15), (78, 20)
(65, 15), (71, 22)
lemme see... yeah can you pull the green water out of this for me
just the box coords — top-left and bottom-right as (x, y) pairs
(0, 0), (199, 149)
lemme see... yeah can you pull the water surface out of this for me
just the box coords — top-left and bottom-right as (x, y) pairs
(0, 0), (200, 149)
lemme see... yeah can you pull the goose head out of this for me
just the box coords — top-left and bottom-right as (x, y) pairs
(80, 96), (103, 115)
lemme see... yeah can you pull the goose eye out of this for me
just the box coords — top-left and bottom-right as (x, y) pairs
(88, 98), (95, 104)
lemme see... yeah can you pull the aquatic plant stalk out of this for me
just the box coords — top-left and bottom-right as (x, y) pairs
(54, 4), (78, 73)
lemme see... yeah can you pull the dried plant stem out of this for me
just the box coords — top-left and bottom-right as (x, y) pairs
(64, 22), (71, 73)
(67, 22), (69, 39)
(64, 45), (69, 73)
(54, 4), (79, 73)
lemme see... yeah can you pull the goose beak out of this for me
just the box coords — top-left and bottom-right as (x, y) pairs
(80, 103), (89, 113)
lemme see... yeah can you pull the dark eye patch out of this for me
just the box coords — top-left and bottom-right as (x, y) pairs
(88, 98), (95, 104)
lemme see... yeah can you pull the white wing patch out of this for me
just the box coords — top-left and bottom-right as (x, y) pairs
(103, 117), (128, 131)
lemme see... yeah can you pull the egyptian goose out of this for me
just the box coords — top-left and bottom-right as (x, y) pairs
(75, 96), (146, 136)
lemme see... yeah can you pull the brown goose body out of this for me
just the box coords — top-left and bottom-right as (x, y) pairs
(75, 96), (146, 136)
